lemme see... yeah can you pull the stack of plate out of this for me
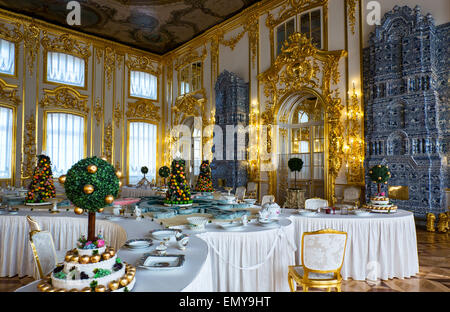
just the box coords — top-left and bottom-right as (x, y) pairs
(125, 239), (153, 250)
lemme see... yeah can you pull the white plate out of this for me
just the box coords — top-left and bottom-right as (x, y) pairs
(137, 254), (185, 270)
(150, 229), (181, 240)
(298, 211), (318, 217)
(8, 211), (18, 215)
(217, 222), (244, 231)
(25, 202), (51, 206)
(125, 239), (153, 249)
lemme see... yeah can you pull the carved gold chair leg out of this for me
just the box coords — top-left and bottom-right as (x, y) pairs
(287, 274), (296, 292)
(336, 285), (342, 292)
(302, 285), (308, 292)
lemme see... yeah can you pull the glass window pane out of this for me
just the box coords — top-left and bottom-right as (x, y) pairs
(276, 24), (286, 56)
(311, 29), (322, 48)
(46, 113), (84, 177)
(128, 122), (157, 184)
(300, 14), (310, 38)
(286, 18), (295, 38)
(130, 70), (157, 100)
(46, 52), (85, 87)
(311, 9), (321, 29)
(0, 39), (15, 75)
(0, 106), (13, 178)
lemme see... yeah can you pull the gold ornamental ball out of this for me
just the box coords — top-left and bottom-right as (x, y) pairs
(377, 165), (381, 168)
(69, 288), (79, 292)
(90, 255), (101, 263)
(119, 277), (129, 287)
(87, 164), (98, 174)
(126, 273), (134, 283)
(98, 208), (104, 213)
(108, 281), (119, 291)
(116, 170), (123, 179)
(65, 255), (73, 262)
(58, 175), (66, 184)
(80, 255), (90, 264)
(74, 207), (84, 215)
(83, 184), (95, 194)
(81, 287), (92, 292)
(100, 156), (108, 162)
(55, 288), (66, 292)
(70, 256), (79, 263)
(102, 252), (111, 260)
(108, 249), (116, 257)
(45, 287), (56, 292)
(95, 285), (106, 292)
(37, 282), (50, 291)
(119, 181), (123, 187)
(378, 177), (382, 180)
(384, 182), (388, 184)
(105, 195), (115, 204)
(369, 170), (372, 174)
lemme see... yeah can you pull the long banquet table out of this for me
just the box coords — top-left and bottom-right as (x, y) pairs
(9, 208), (295, 292)
(283, 208), (420, 281)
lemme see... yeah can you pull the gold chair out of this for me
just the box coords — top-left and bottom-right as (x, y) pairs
(288, 228), (348, 292)
(29, 229), (60, 280)
(261, 194), (275, 206)
(235, 186), (246, 201)
(247, 182), (257, 199)
(26, 215), (41, 232)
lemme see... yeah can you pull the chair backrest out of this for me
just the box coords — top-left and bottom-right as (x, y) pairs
(305, 198), (329, 210)
(235, 186), (246, 201)
(26, 215), (41, 232)
(261, 195), (275, 206)
(343, 186), (361, 201)
(301, 229), (347, 272)
(29, 231), (58, 279)
(247, 182), (257, 193)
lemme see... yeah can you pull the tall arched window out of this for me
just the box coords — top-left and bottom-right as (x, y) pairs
(45, 112), (85, 176)
(128, 121), (157, 184)
(0, 106), (13, 179)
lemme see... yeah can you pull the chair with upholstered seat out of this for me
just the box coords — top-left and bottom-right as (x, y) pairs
(288, 228), (347, 292)
(235, 186), (246, 201)
(261, 195), (275, 206)
(29, 230), (60, 280)
(26, 215), (41, 232)
(305, 198), (329, 211)
(335, 186), (361, 209)
(246, 182), (257, 199)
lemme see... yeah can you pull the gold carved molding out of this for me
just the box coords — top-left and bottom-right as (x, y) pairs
(21, 113), (36, 179)
(0, 78), (20, 106)
(126, 98), (161, 123)
(0, 21), (22, 43)
(104, 121), (113, 163)
(258, 32), (346, 203)
(39, 86), (89, 114)
(22, 22), (40, 76)
(104, 47), (116, 89)
(94, 98), (102, 126)
(347, 0), (357, 35)
(126, 54), (161, 76)
(266, 0), (327, 30)
(345, 85), (363, 183)
(40, 30), (91, 60)
(174, 46), (207, 71)
(172, 93), (206, 126)
(113, 101), (122, 128)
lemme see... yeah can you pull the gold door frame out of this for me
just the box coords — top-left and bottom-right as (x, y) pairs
(258, 33), (346, 204)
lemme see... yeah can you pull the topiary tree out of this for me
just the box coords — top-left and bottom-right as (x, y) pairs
(158, 166), (170, 186)
(288, 157), (304, 190)
(368, 164), (391, 194)
(26, 154), (56, 203)
(62, 156), (120, 241)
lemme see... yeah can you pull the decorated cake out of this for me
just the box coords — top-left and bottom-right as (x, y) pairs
(363, 192), (397, 212)
(37, 234), (136, 292)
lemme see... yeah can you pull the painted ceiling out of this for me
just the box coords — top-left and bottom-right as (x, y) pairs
(0, 0), (262, 55)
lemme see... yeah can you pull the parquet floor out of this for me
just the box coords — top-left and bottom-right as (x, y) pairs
(0, 227), (448, 292)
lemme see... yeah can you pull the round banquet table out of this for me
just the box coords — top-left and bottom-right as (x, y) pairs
(193, 218), (297, 292)
(120, 186), (158, 198)
(284, 209), (419, 281)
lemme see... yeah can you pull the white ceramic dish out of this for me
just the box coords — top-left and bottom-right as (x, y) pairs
(186, 216), (208, 226)
(25, 202), (51, 206)
(137, 254), (185, 270)
(354, 210), (371, 216)
(149, 229), (181, 241)
(105, 215), (123, 221)
(125, 239), (153, 249)
(243, 198), (257, 205)
(298, 211), (318, 217)
(217, 222), (244, 231)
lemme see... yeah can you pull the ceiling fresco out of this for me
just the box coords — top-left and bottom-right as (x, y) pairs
(0, 0), (261, 54)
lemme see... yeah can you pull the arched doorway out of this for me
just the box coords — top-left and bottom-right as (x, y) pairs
(276, 92), (326, 203)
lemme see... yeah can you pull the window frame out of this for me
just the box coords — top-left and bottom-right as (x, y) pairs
(43, 50), (88, 90)
(275, 17), (297, 58)
(177, 61), (204, 97)
(126, 119), (159, 185)
(298, 7), (324, 50)
(128, 69), (159, 102)
(42, 110), (88, 175)
(0, 103), (16, 183)
(0, 38), (18, 78)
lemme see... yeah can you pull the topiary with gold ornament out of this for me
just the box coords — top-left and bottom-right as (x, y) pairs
(368, 164), (391, 194)
(64, 156), (120, 241)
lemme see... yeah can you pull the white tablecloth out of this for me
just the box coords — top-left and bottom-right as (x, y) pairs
(285, 209), (419, 281)
(196, 219), (297, 292)
(121, 187), (158, 198)
(0, 211), (127, 277)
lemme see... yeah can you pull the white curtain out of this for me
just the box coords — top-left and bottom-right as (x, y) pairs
(193, 128), (201, 175)
(130, 70), (157, 100)
(0, 39), (14, 75)
(0, 106), (13, 178)
(47, 51), (85, 87)
(46, 113), (84, 177)
(128, 122), (157, 184)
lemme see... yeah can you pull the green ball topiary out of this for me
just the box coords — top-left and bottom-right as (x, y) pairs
(158, 166), (170, 178)
(288, 158), (304, 172)
(368, 164), (391, 184)
(141, 166), (149, 175)
(64, 156), (120, 213)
